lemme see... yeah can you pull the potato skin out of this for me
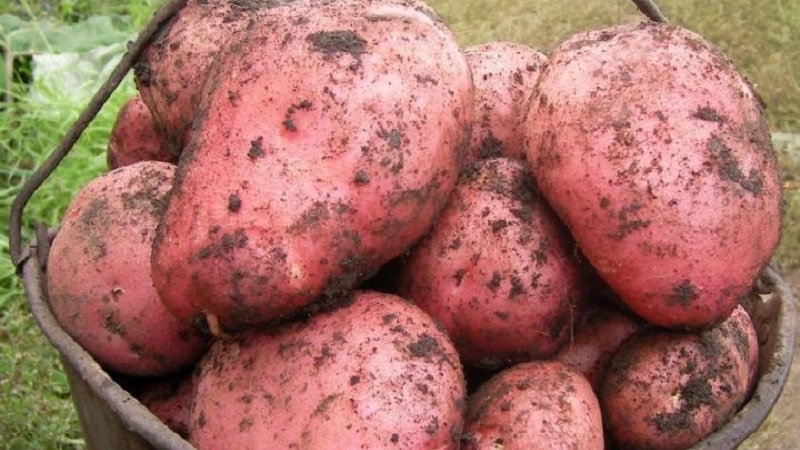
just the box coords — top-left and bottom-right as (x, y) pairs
(463, 361), (604, 450)
(553, 304), (642, 391)
(189, 290), (466, 450)
(134, 0), (291, 152)
(600, 305), (758, 449)
(463, 42), (548, 164)
(152, 0), (473, 331)
(524, 22), (781, 329)
(47, 162), (208, 376)
(107, 95), (174, 169)
(135, 371), (196, 438)
(398, 158), (587, 367)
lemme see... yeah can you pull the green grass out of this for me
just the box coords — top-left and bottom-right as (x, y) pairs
(1, 0), (798, 448)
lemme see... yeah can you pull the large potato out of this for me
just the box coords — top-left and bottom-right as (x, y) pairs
(524, 22), (781, 329)
(47, 162), (208, 376)
(463, 361), (604, 449)
(600, 305), (759, 449)
(152, 0), (473, 332)
(189, 290), (466, 450)
(398, 158), (587, 367)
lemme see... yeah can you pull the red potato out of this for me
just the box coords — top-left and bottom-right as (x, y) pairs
(46, 162), (208, 376)
(553, 304), (642, 391)
(600, 305), (759, 449)
(462, 360), (604, 450)
(107, 94), (174, 169)
(135, 371), (196, 438)
(397, 158), (587, 367)
(134, 0), (285, 152)
(463, 42), (548, 164)
(189, 290), (466, 450)
(730, 295), (761, 394)
(524, 22), (781, 329)
(152, 0), (473, 332)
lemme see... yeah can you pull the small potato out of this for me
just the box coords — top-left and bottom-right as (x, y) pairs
(189, 290), (466, 450)
(135, 371), (196, 438)
(107, 94), (174, 169)
(398, 158), (587, 367)
(553, 304), (642, 391)
(463, 361), (604, 450)
(463, 42), (547, 164)
(600, 305), (759, 449)
(47, 162), (208, 376)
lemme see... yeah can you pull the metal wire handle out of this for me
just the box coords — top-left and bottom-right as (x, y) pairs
(633, 0), (669, 23)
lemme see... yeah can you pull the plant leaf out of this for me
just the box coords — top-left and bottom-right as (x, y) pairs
(0, 14), (133, 55)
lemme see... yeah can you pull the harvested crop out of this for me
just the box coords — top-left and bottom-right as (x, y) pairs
(189, 290), (466, 450)
(151, 0), (473, 332)
(525, 22), (781, 329)
(47, 161), (208, 376)
(398, 157), (587, 367)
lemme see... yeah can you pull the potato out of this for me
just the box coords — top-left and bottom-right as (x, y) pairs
(47, 162), (208, 376)
(600, 305), (759, 449)
(151, 0), (473, 332)
(107, 94), (174, 169)
(134, 0), (285, 152)
(135, 371), (196, 438)
(463, 42), (547, 164)
(462, 361), (604, 450)
(397, 158), (587, 367)
(189, 290), (466, 450)
(524, 22), (781, 329)
(553, 303), (642, 391)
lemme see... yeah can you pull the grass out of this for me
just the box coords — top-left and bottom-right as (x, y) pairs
(774, 134), (800, 268)
(1, 0), (798, 448)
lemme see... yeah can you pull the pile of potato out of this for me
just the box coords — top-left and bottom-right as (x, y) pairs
(45, 0), (782, 448)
